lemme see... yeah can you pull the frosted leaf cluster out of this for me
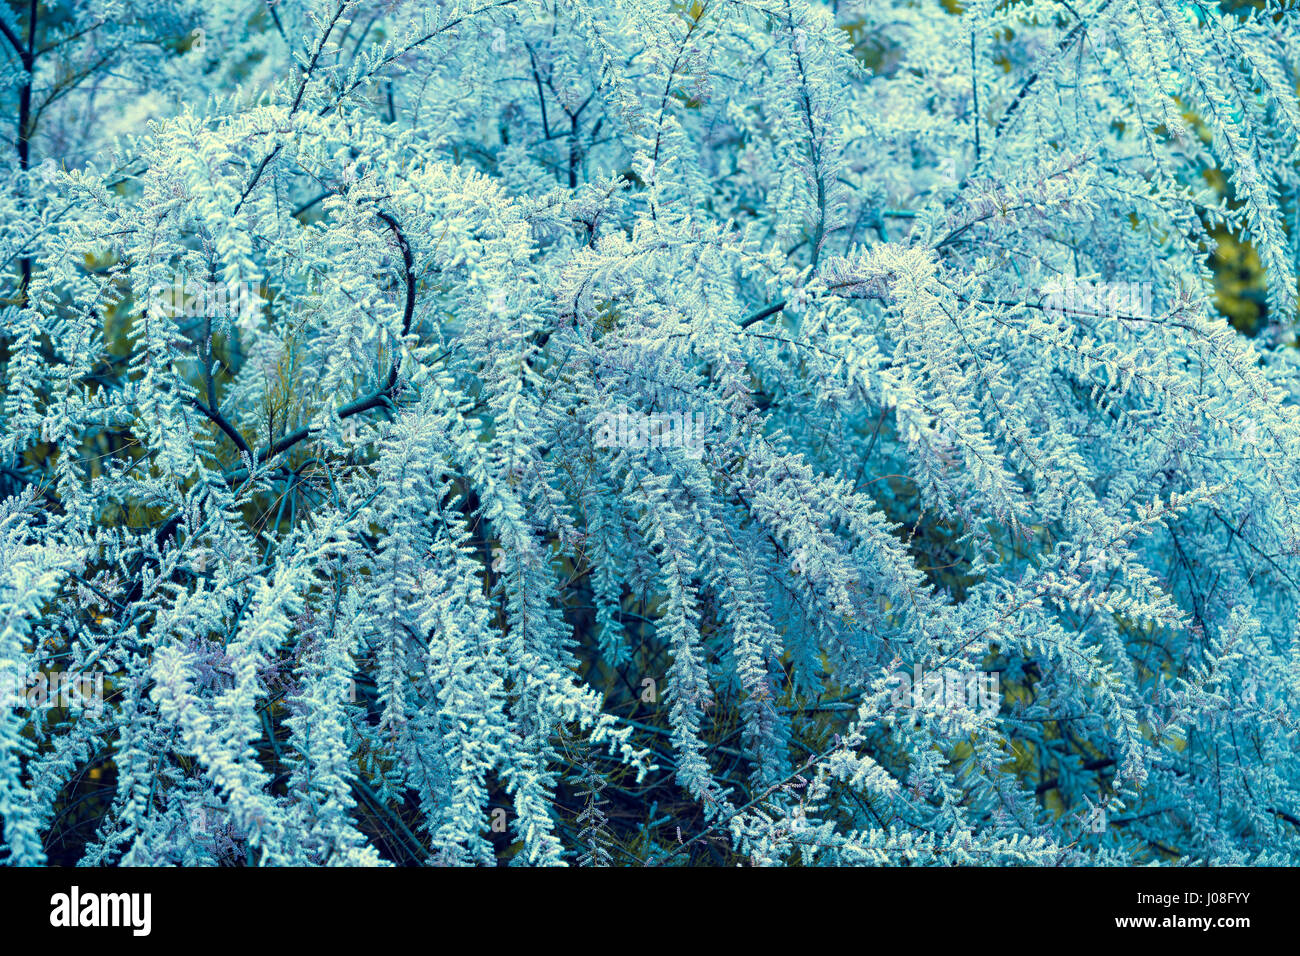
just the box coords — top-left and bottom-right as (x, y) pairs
(2, 0), (1300, 865)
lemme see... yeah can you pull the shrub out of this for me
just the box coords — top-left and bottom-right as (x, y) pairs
(2, 0), (1299, 866)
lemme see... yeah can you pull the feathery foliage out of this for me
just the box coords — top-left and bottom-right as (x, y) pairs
(2, 0), (1300, 866)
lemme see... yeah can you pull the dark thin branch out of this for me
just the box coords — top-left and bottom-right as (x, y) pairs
(237, 210), (416, 476)
(233, 1), (348, 215)
(189, 397), (253, 460)
(319, 0), (522, 118)
(970, 28), (981, 165)
(0, 17), (23, 57)
(1269, 807), (1300, 828)
(739, 299), (788, 329)
(15, 0), (36, 298)
(993, 1), (1107, 140)
(264, 0), (288, 44)
(292, 189), (334, 218)
(524, 40), (551, 139)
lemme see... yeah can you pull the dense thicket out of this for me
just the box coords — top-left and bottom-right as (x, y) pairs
(2, 0), (1299, 866)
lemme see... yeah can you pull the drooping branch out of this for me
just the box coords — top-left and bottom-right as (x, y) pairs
(231, 209), (417, 480)
(190, 396), (253, 460)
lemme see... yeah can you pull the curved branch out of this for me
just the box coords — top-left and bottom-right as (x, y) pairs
(233, 209), (416, 480)
(189, 396), (253, 460)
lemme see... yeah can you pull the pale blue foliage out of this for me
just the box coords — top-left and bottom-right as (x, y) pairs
(1, 0), (1299, 866)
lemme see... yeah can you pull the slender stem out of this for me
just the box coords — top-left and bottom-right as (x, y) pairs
(234, 209), (416, 478)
